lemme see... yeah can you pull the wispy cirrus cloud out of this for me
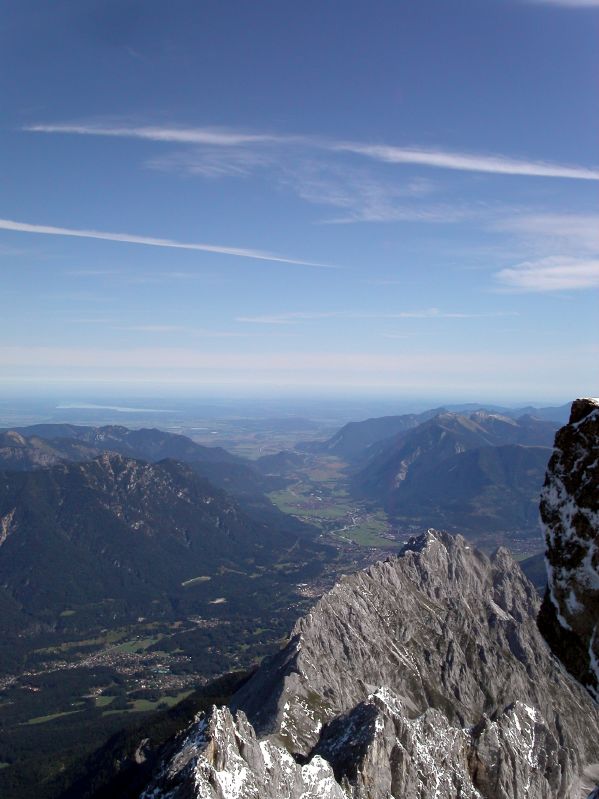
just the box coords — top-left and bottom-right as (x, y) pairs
(494, 213), (599, 253)
(279, 162), (465, 224)
(527, 0), (599, 6)
(147, 147), (275, 179)
(331, 141), (599, 180)
(236, 308), (518, 324)
(493, 212), (599, 291)
(64, 268), (120, 277)
(24, 123), (288, 147)
(65, 268), (226, 285)
(66, 317), (119, 324)
(0, 218), (331, 268)
(496, 257), (599, 291)
(113, 325), (248, 337)
(24, 122), (599, 181)
(149, 152), (453, 225)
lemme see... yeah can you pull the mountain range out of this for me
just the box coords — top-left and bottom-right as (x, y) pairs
(0, 423), (289, 495)
(300, 404), (566, 462)
(134, 399), (599, 799)
(0, 410), (555, 652)
(0, 454), (317, 629)
(0, 425), (330, 689)
(348, 411), (556, 536)
(298, 407), (558, 539)
(3, 404), (595, 799)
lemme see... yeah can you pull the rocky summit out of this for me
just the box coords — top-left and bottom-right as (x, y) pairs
(141, 528), (599, 799)
(538, 397), (599, 702)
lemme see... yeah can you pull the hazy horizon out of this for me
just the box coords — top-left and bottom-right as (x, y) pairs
(0, 390), (577, 435)
(0, 383), (580, 405)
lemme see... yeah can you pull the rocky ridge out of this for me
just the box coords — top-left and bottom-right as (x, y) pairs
(538, 397), (599, 701)
(0, 453), (320, 625)
(349, 411), (556, 537)
(141, 529), (599, 799)
(0, 429), (99, 470)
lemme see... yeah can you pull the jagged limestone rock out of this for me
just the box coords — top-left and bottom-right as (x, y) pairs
(538, 397), (599, 701)
(142, 529), (599, 799)
(140, 706), (345, 799)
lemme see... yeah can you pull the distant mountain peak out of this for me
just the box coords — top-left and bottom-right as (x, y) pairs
(350, 408), (556, 534)
(470, 408), (518, 425)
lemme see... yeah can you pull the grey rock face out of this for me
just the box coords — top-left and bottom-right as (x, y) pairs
(142, 530), (599, 799)
(538, 397), (599, 701)
(140, 706), (345, 799)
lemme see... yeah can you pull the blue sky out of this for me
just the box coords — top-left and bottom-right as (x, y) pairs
(1, 0), (597, 402)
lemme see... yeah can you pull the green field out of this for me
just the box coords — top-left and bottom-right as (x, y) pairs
(341, 511), (398, 547)
(103, 690), (194, 715)
(268, 459), (399, 550)
(25, 710), (83, 726)
(94, 695), (115, 709)
(112, 636), (162, 654)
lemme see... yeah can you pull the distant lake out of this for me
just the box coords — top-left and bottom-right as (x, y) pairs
(57, 403), (174, 413)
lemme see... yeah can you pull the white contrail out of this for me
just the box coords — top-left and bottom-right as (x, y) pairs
(24, 123), (286, 146)
(331, 142), (599, 180)
(24, 122), (599, 180)
(0, 218), (332, 268)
